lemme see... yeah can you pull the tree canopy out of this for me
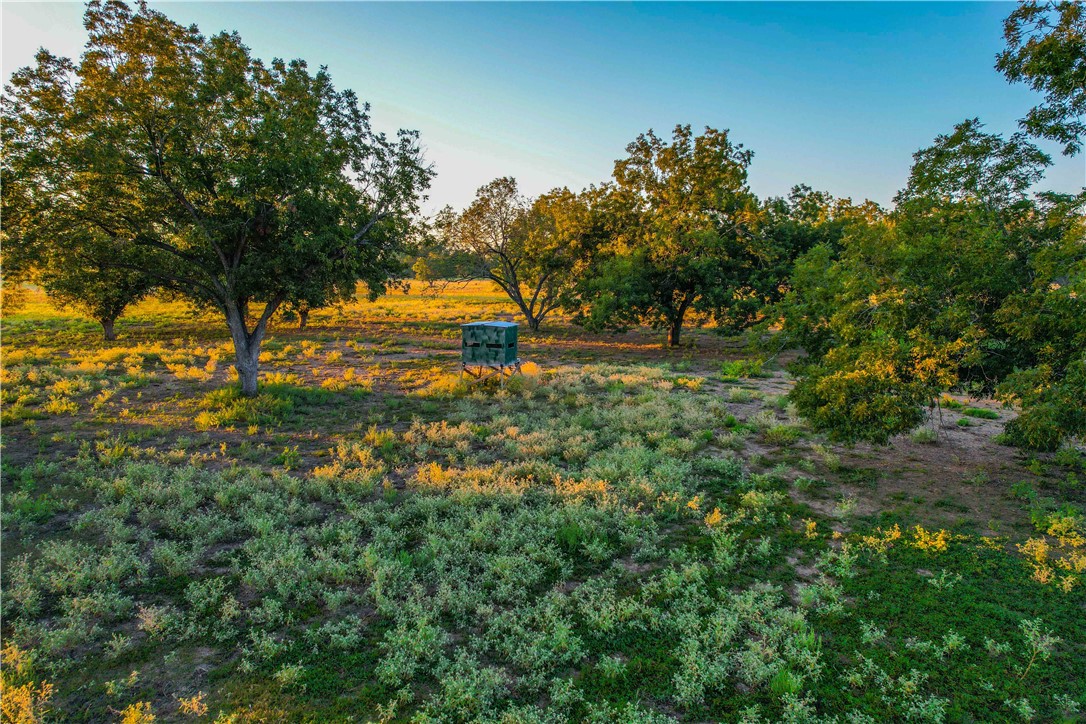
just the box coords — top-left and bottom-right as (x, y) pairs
(2, 0), (432, 393)
(419, 178), (597, 331)
(778, 119), (1084, 449)
(996, 0), (1086, 156)
(569, 125), (774, 346)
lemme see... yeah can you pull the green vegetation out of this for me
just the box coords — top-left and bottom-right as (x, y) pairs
(2, 1), (433, 396)
(997, 1), (1086, 156)
(778, 119), (1085, 449)
(720, 359), (768, 381)
(2, 288), (1085, 721)
(2, 0), (1085, 720)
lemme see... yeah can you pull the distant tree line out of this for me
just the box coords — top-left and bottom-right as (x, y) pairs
(419, 1), (1084, 450)
(3, 1), (1082, 448)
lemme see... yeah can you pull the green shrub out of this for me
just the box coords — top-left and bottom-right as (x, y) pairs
(998, 361), (1086, 451)
(720, 359), (766, 380)
(911, 427), (938, 444)
(764, 424), (802, 445)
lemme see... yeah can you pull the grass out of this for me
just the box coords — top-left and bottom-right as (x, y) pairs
(2, 285), (1085, 722)
(910, 427), (938, 444)
(719, 358), (768, 382)
(963, 407), (1001, 420)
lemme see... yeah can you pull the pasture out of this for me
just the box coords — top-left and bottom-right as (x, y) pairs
(2, 283), (1084, 723)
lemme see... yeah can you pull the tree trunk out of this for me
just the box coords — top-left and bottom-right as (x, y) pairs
(667, 297), (692, 348)
(235, 343), (260, 396)
(527, 314), (541, 332)
(101, 317), (117, 341)
(225, 303), (269, 397)
(298, 308), (309, 331)
(668, 321), (682, 347)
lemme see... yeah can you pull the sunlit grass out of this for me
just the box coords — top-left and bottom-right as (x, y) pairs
(2, 283), (1084, 722)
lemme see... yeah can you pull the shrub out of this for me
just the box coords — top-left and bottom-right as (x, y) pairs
(721, 359), (766, 380)
(764, 424), (802, 445)
(910, 427), (938, 444)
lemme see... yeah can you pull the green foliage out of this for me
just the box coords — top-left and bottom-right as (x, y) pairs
(997, 1), (1086, 156)
(896, 118), (1051, 208)
(910, 427), (938, 444)
(569, 125), (771, 346)
(720, 359), (766, 379)
(196, 384), (334, 429)
(2, 0), (432, 394)
(779, 119), (1084, 449)
(790, 339), (933, 444)
(1000, 359), (1086, 451)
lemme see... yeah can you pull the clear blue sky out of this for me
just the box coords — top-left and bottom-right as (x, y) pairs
(4, 2), (1083, 212)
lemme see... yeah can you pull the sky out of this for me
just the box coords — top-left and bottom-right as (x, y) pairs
(3, 1), (1084, 213)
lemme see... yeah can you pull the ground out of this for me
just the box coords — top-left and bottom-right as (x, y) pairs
(2, 283), (1084, 723)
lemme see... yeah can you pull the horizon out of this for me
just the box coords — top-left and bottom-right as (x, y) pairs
(3, 1), (1083, 212)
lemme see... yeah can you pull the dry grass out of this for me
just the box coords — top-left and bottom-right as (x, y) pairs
(2, 283), (1084, 722)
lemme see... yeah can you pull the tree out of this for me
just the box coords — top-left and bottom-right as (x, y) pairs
(783, 217), (973, 444)
(572, 125), (766, 346)
(424, 178), (595, 331)
(2, 48), (157, 339)
(994, 192), (1086, 449)
(0, 258), (31, 316)
(1, 1), (432, 394)
(758, 186), (885, 360)
(895, 118), (1051, 209)
(36, 236), (155, 340)
(1, 219), (34, 316)
(779, 119), (1084, 449)
(997, 1), (1086, 156)
(282, 300), (313, 331)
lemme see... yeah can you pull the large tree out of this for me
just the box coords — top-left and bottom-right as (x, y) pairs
(758, 186), (885, 360)
(780, 119), (1084, 449)
(994, 192), (1086, 450)
(2, 0), (432, 394)
(997, 0), (1086, 156)
(421, 178), (596, 331)
(572, 125), (767, 346)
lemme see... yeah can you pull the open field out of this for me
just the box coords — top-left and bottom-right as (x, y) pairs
(2, 283), (1085, 723)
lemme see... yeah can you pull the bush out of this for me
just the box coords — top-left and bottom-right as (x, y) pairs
(998, 362), (1086, 451)
(910, 427), (938, 444)
(720, 359), (766, 380)
(789, 344), (931, 445)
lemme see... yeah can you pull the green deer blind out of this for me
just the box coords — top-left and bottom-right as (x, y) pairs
(461, 321), (518, 366)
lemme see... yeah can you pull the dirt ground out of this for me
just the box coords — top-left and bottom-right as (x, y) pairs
(4, 286), (1080, 543)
